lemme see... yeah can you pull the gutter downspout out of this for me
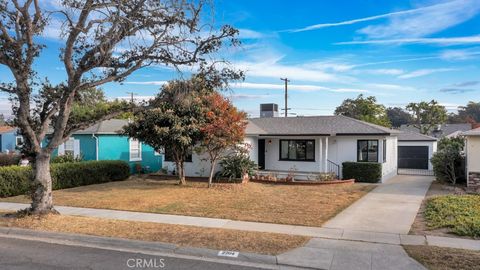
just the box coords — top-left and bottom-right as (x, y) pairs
(92, 134), (99, 161)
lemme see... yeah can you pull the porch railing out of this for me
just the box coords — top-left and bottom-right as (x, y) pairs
(327, 160), (340, 179)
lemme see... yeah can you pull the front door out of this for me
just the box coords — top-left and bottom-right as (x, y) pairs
(258, 139), (265, 169)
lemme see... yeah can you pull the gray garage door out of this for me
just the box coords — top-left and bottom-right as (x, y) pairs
(398, 146), (429, 170)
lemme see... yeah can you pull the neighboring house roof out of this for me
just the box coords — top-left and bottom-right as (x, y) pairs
(0, 126), (15, 134)
(397, 131), (437, 142)
(72, 119), (129, 135)
(400, 123), (472, 138)
(462, 127), (480, 136)
(247, 115), (400, 136)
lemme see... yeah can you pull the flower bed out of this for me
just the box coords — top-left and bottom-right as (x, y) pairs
(250, 172), (354, 185)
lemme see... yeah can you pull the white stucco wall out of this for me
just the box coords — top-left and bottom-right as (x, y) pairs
(327, 135), (398, 182)
(397, 141), (437, 170)
(261, 136), (323, 172)
(163, 137), (258, 177)
(466, 136), (480, 172)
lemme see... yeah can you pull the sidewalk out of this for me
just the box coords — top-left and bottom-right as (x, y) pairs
(1, 201), (479, 252)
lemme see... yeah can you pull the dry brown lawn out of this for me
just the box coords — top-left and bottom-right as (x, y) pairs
(1, 179), (374, 227)
(0, 213), (308, 255)
(404, 245), (480, 270)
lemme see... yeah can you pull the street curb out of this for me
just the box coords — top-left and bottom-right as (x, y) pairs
(0, 227), (279, 269)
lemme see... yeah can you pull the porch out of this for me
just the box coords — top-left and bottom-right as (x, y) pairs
(255, 136), (340, 179)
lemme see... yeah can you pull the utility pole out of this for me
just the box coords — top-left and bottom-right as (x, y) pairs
(280, 78), (290, 117)
(126, 92), (138, 113)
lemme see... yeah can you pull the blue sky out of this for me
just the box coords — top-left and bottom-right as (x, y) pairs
(1, 0), (480, 117)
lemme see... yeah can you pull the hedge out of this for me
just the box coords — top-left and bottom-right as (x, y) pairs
(0, 160), (130, 197)
(342, 162), (382, 183)
(0, 153), (21, 167)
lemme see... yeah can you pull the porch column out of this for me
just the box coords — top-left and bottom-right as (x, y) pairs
(323, 137), (329, 173)
(318, 137), (323, 172)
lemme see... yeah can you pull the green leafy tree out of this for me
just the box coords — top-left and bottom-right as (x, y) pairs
(0, 0), (240, 214)
(406, 100), (448, 135)
(334, 94), (391, 127)
(386, 107), (412, 128)
(124, 80), (207, 185)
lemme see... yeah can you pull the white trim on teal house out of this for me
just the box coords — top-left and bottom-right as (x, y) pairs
(129, 138), (142, 162)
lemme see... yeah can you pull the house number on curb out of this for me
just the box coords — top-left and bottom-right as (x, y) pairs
(218, 251), (239, 258)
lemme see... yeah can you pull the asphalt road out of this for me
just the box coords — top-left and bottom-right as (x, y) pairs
(0, 237), (268, 270)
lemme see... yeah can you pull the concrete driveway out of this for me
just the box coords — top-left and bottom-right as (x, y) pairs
(323, 175), (434, 234)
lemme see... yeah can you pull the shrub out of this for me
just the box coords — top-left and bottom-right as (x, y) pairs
(342, 162), (382, 183)
(217, 153), (257, 180)
(425, 195), (480, 237)
(432, 137), (465, 184)
(0, 160), (130, 197)
(0, 153), (21, 167)
(51, 153), (83, 164)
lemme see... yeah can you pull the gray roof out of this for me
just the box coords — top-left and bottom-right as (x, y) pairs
(462, 127), (480, 136)
(400, 123), (472, 138)
(397, 131), (437, 141)
(72, 119), (129, 135)
(246, 115), (400, 136)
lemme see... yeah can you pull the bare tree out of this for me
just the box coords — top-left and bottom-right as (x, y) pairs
(0, 0), (240, 214)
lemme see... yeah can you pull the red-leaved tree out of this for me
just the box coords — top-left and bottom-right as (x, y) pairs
(199, 93), (247, 187)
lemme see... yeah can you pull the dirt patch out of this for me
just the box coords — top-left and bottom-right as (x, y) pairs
(1, 180), (374, 227)
(0, 212), (309, 255)
(404, 245), (480, 270)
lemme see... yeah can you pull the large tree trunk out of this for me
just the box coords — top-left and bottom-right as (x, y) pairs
(30, 152), (56, 214)
(208, 159), (217, 188)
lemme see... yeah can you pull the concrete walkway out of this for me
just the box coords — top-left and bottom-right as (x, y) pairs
(323, 175), (434, 234)
(1, 201), (479, 252)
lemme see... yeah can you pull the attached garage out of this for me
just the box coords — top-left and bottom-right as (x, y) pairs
(398, 146), (429, 169)
(397, 132), (437, 171)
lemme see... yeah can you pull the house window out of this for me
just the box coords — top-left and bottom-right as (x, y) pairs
(129, 139), (142, 161)
(64, 138), (75, 156)
(382, 139), (387, 163)
(279, 140), (315, 161)
(15, 136), (24, 147)
(357, 140), (379, 162)
(164, 146), (192, 162)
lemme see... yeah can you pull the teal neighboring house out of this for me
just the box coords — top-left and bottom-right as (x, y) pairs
(49, 119), (162, 173)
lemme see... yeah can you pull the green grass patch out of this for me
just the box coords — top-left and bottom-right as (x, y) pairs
(425, 195), (480, 238)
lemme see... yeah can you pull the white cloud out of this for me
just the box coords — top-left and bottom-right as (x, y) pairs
(440, 48), (480, 60)
(361, 69), (405, 75)
(288, 3), (440, 32)
(398, 68), (455, 79)
(232, 82), (369, 93)
(124, 81), (168, 86)
(238, 29), (266, 39)
(289, 0), (480, 36)
(358, 0), (480, 39)
(228, 94), (276, 100)
(336, 35), (480, 46)
(365, 83), (416, 91)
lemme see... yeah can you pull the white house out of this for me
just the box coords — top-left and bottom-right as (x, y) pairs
(462, 127), (480, 187)
(397, 132), (437, 171)
(164, 105), (401, 183)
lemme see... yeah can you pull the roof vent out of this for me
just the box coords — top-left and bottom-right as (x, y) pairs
(260, 103), (279, 118)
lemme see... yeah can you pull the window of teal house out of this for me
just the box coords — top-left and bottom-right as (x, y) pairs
(129, 138), (142, 161)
